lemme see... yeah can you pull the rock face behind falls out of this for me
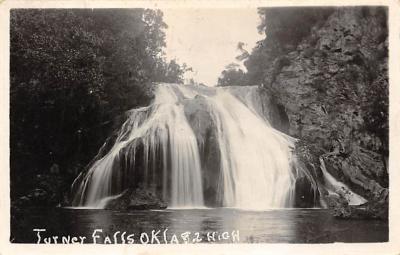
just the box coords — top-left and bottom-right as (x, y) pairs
(71, 83), (321, 210)
(258, 7), (388, 213)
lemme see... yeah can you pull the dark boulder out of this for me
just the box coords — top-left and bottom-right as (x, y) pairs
(104, 188), (167, 211)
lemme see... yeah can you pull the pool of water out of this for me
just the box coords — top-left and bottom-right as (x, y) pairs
(10, 207), (388, 243)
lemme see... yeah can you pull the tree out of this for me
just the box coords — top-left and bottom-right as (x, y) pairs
(217, 63), (247, 86)
(10, 9), (187, 199)
(152, 59), (187, 84)
(244, 7), (333, 84)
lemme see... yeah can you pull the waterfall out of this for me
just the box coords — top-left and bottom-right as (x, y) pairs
(319, 157), (367, 205)
(209, 90), (296, 209)
(72, 83), (302, 209)
(72, 84), (204, 208)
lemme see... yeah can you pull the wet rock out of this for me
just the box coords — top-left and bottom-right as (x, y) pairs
(294, 176), (319, 208)
(325, 194), (348, 209)
(104, 188), (167, 211)
(182, 94), (221, 206)
(292, 141), (326, 207)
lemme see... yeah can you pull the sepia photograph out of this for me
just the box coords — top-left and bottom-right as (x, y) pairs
(3, 1), (399, 253)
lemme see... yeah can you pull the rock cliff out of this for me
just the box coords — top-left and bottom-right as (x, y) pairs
(258, 7), (388, 217)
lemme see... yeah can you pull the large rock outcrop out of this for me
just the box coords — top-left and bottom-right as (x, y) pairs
(258, 7), (388, 215)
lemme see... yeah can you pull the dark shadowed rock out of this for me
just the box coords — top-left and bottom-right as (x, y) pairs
(104, 188), (167, 211)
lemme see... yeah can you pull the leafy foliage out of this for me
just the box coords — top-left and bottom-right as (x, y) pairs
(10, 9), (186, 198)
(217, 63), (247, 86)
(244, 7), (334, 84)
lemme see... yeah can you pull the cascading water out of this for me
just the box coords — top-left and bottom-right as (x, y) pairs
(319, 157), (367, 205)
(71, 83), (311, 209)
(209, 90), (296, 209)
(72, 84), (204, 208)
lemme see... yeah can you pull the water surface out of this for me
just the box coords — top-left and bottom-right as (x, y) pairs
(11, 208), (388, 243)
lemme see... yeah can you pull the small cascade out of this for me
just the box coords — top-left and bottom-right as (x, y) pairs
(319, 157), (367, 205)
